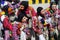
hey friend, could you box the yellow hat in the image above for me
[44,21,48,27]
[1,11,5,15]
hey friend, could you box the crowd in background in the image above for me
[0,0,60,40]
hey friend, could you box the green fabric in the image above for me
[58,32,60,40]
[9,31,12,34]
[50,10,54,14]
[5,12,8,16]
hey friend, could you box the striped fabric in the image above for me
[12,23,19,40]
[29,0,50,5]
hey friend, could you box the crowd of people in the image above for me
[0,0,60,40]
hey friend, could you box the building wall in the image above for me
[20,0,50,11]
